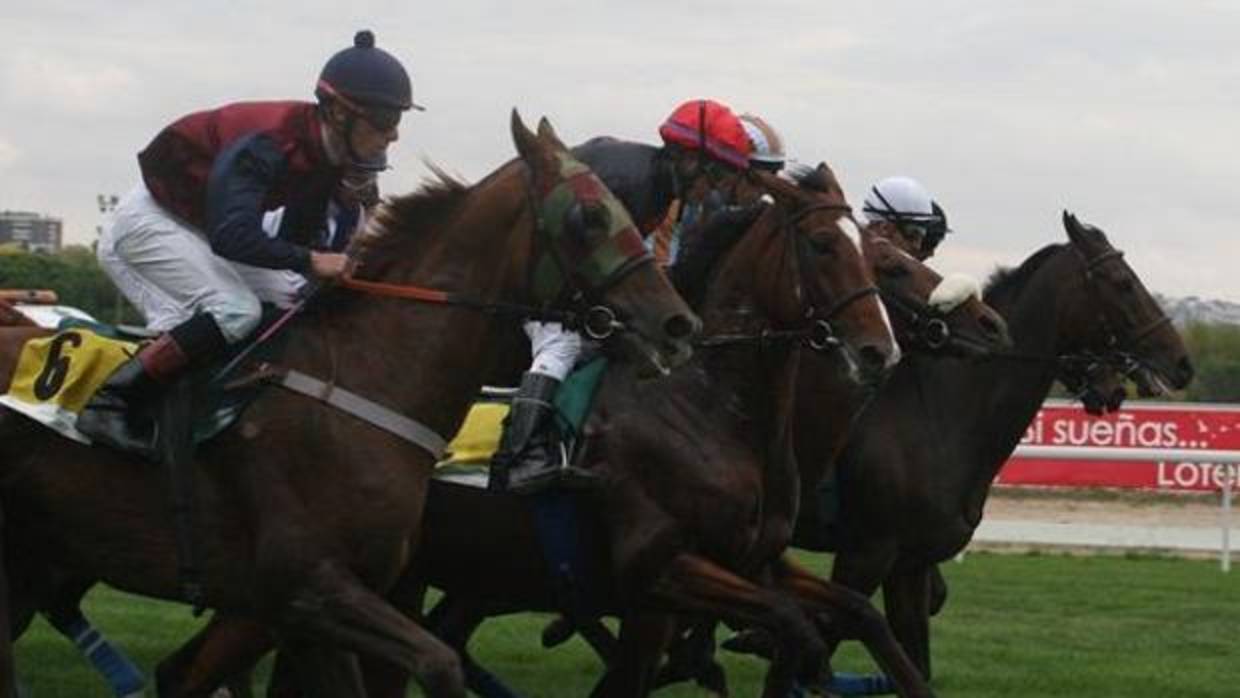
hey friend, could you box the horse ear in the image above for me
[536,116,568,150]
[511,108,540,162]
[1062,210,1082,241]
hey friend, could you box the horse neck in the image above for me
[793,354,874,491]
[696,209,804,564]
[872,245,1082,516]
[282,176,530,442]
[696,210,797,417]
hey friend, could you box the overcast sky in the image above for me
[2,1,1237,300]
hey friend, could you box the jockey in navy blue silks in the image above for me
[79,30,420,455]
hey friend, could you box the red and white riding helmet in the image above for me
[658,99,752,170]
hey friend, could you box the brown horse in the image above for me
[143,161,921,697]
[812,213,1193,683]
[0,113,698,698]
[146,164,1014,698]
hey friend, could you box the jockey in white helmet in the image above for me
[861,176,952,261]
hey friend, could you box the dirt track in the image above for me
[985,486,1228,528]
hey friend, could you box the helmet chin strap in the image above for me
[322,108,389,173]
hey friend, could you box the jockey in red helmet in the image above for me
[79,30,418,456]
[490,99,752,494]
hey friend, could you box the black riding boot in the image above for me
[77,314,227,457]
[489,372,561,494]
[489,372,597,494]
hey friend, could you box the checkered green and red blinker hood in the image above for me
[530,151,652,303]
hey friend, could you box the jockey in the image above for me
[663,109,787,302]
[489,99,752,494]
[79,30,417,453]
[861,176,952,261]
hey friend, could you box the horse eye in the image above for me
[808,235,834,255]
[1115,276,1135,293]
[581,201,611,230]
[879,263,910,278]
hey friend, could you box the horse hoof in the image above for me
[541,615,576,648]
[720,629,775,659]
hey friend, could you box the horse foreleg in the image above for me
[154,614,272,698]
[772,556,934,698]
[276,641,364,698]
[883,566,933,681]
[590,612,677,698]
[653,620,729,696]
[926,564,948,617]
[277,560,464,698]
[356,592,489,698]
[638,553,825,698]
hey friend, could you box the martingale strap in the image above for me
[269,368,448,459]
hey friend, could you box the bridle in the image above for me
[697,200,879,353]
[990,244,1172,398]
[878,288,954,351]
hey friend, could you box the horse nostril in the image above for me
[981,313,1008,339]
[858,345,889,373]
[1177,356,1195,384]
[664,313,699,341]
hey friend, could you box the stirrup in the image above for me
[506,441,599,495]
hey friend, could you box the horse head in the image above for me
[509,112,699,372]
[862,228,1012,358]
[1057,211,1194,411]
[747,162,899,387]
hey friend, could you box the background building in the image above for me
[0,210,63,253]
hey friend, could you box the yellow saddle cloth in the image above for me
[0,329,138,443]
[432,401,511,488]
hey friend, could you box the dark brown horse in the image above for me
[640,225,1013,696]
[0,113,698,698]
[813,213,1193,683]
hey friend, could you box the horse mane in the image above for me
[786,163,833,194]
[671,203,768,308]
[352,163,472,274]
[983,243,1065,302]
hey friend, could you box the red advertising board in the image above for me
[998,399,1240,492]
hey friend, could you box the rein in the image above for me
[335,276,623,340]
[330,162,652,341]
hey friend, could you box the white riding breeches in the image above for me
[523,320,582,382]
[97,183,307,343]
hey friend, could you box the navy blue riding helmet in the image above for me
[314,30,422,170]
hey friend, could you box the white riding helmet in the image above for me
[863,176,937,223]
[863,176,952,257]
[738,113,786,171]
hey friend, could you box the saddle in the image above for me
[0,317,279,458]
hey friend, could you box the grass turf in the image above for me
[14,551,1238,697]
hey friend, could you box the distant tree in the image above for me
[0,249,140,324]
[1181,323,1240,403]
